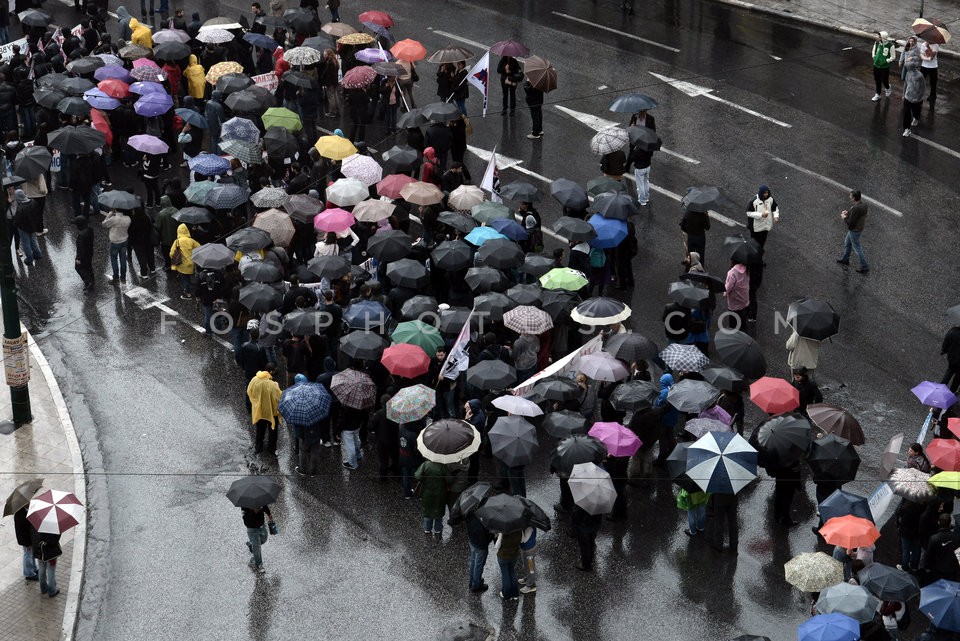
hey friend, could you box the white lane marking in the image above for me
[551,11,681,53]
[770,55,782,61]
[769,155,905,218]
[466,145,523,170]
[650,71,792,128]
[121,281,236,348]
[430,29,489,51]
[598,85,608,90]
[910,133,960,161]
[553,105,700,164]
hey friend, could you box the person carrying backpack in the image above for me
[587,245,608,296]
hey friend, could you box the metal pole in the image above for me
[920,0,924,17]
[0,176,31,427]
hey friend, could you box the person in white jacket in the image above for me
[786,329,820,376]
[745,184,780,258]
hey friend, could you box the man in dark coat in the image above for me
[923,513,960,585]
[74,216,95,291]
[524,80,544,139]
[941,325,960,393]
[14,506,37,580]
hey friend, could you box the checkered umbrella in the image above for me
[253,208,296,247]
[26,489,83,535]
[327,178,370,207]
[221,116,261,143]
[188,152,231,176]
[205,184,250,210]
[220,139,264,164]
[331,369,378,410]
[386,384,435,422]
[590,126,629,155]
[129,65,165,82]
[341,154,383,186]
[503,305,553,335]
[278,382,332,426]
[250,187,290,209]
[185,180,218,205]
[658,343,710,372]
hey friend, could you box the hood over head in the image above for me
[177,223,192,238]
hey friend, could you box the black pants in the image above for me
[500,82,516,114]
[942,366,960,393]
[712,502,738,548]
[773,477,800,522]
[921,66,938,101]
[655,424,676,464]
[575,530,597,569]
[254,419,278,454]
[902,99,922,129]
[143,177,160,207]
[298,438,320,475]
[559,478,573,511]
[529,105,542,135]
[132,243,155,275]
[75,261,94,287]
[611,478,628,519]
[872,66,890,94]
[750,229,768,248]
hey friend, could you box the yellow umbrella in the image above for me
[314,135,357,160]
[205,61,244,85]
[928,471,960,490]
[337,32,375,45]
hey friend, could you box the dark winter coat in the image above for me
[415,460,450,518]
[14,506,33,546]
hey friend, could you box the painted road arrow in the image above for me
[650,71,792,128]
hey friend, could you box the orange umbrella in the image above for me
[749,376,800,414]
[819,515,880,548]
[89,109,113,146]
[391,38,426,62]
[927,438,960,471]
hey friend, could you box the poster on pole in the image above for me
[3,333,29,387]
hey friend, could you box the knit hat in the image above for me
[758,184,769,198]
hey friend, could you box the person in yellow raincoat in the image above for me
[129,18,153,49]
[169,223,199,299]
[183,55,206,101]
[247,364,281,454]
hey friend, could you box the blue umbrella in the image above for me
[188,153,232,176]
[344,300,392,330]
[588,213,628,249]
[129,81,166,95]
[175,107,208,129]
[491,218,528,241]
[921,579,960,632]
[134,92,174,116]
[94,65,133,82]
[242,31,279,50]
[464,226,507,246]
[818,489,872,523]
[279,382,332,426]
[685,431,758,495]
[205,184,249,210]
[83,88,119,111]
[797,613,861,641]
[221,116,260,143]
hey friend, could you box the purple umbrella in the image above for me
[83,88,120,111]
[355,47,392,63]
[94,65,133,82]
[129,81,166,94]
[912,381,958,410]
[134,92,174,116]
[127,134,169,155]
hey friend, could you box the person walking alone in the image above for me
[836,190,869,273]
[74,216,95,292]
[524,80,544,140]
[900,58,924,138]
[101,208,130,283]
[870,31,897,101]
[241,504,272,573]
[745,184,780,257]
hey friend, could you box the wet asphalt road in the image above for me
[12,0,960,638]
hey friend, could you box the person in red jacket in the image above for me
[420,147,440,186]
[162,61,181,103]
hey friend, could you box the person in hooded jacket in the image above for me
[901,57,925,137]
[205,90,225,152]
[128,18,152,48]
[170,223,200,297]
[653,373,679,465]
[73,215,95,291]
[183,55,206,102]
[420,147,440,186]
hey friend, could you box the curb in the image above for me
[26,334,86,641]
[710,0,960,59]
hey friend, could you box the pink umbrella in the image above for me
[588,421,641,457]
[132,57,160,68]
[314,207,355,233]
[699,404,732,425]
[26,489,83,534]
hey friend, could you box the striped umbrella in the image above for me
[330,369,378,410]
[686,431,758,494]
[26,489,83,535]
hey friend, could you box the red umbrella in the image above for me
[948,417,960,439]
[390,38,426,62]
[927,438,960,471]
[26,489,83,534]
[89,109,114,146]
[97,78,130,98]
[377,173,416,199]
[749,376,800,414]
[381,343,430,378]
[819,515,880,548]
[358,10,393,27]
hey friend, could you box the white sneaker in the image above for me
[885,88,892,97]
[871,94,881,102]
[911,118,919,126]
[903,129,911,137]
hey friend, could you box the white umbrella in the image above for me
[578,351,629,382]
[568,462,617,515]
[590,127,629,156]
[196,28,234,44]
[326,177,369,207]
[353,199,395,222]
[284,46,323,65]
[448,184,485,211]
[491,395,544,417]
[684,417,731,439]
[341,154,384,186]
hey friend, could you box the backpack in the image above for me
[589,246,606,268]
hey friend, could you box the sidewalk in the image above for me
[0,334,85,641]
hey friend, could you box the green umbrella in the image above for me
[391,320,444,354]
[539,267,588,291]
[185,180,218,205]
[471,201,512,224]
[261,106,303,132]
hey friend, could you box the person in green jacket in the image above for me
[678,487,710,537]
[871,31,897,101]
[415,460,451,540]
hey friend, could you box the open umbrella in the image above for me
[533,376,581,402]
[431,240,473,271]
[490,219,528,242]
[13,147,52,180]
[226,476,281,508]
[153,29,191,44]
[427,45,473,63]
[473,292,515,322]
[590,127,629,155]
[227,228,273,253]
[341,65,378,89]
[858,563,920,602]
[588,421,641,457]
[239,282,282,313]
[47,126,106,154]
[466,360,516,391]
[343,300,391,330]
[609,93,659,112]
[206,184,251,210]
[788,298,840,341]
[400,296,438,321]
[539,267,587,292]
[798,614,861,641]
[185,180,217,205]
[261,107,303,132]
[386,258,428,289]
[659,343,710,372]
[477,238,524,269]
[471,201,512,224]
[241,261,282,283]
[188,153,231,176]
[542,410,587,439]
[603,333,658,362]
[610,380,660,411]
[341,154,383,186]
[552,216,597,243]
[785,552,845,592]
[400,181,444,206]
[339,331,388,360]
[377,173,416,199]
[714,331,767,379]
[568,462,617,515]
[392,320,443,354]
[100,190,141,210]
[912,381,958,409]
[578,352,629,382]
[550,178,589,210]
[475,493,535,533]
[308,254,351,281]
[505,284,542,306]
[439,307,472,335]
[253,209,296,247]
[392,38,427,61]
[723,235,763,266]
[490,39,530,57]
[912,17,952,44]
[819,515,881,548]
[808,434,861,482]
[750,377,800,414]
[381,145,419,174]
[386,384,435,423]
[681,186,721,213]
[222,116,262,143]
[499,181,540,202]
[807,403,865,445]
[154,41,191,61]
[666,442,700,492]
[250,187,290,209]
[588,213,628,249]
[503,305,553,335]
[922,579,960,632]
[686,431,758,494]
[26,490,83,534]
[684,418,731,439]
[283,311,327,335]
[523,55,557,92]
[314,207,355,233]
[570,297,631,326]
[464,226,507,246]
[225,88,272,113]
[550,435,607,478]
[172,206,213,225]
[82,88,119,111]
[489,416,539,467]
[279,383,332,425]
[418,418,481,463]
[700,364,746,393]
[3,478,44,516]
[819,489,873,523]
[668,281,710,310]
[351,199,394,223]
[197,28,234,44]
[449,482,495,524]
[127,134,169,155]
[816,583,881,623]
[756,412,813,465]
[889,467,936,501]
[592,190,638,220]
[928,438,960,471]
[491,395,543,418]
[667,378,719,413]
[331,369,378,409]
[929,471,960,491]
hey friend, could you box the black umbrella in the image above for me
[283,310,326,335]
[666,442,701,492]
[367,230,413,261]
[602,332,658,362]
[542,410,587,438]
[668,281,710,310]
[587,177,625,198]
[609,93,658,112]
[283,70,318,88]
[172,206,213,224]
[20,9,51,27]
[287,9,321,34]
[499,181,540,202]
[570,296,630,325]
[550,434,607,478]
[465,267,508,293]
[67,56,104,75]
[239,282,282,313]
[506,284,542,306]
[552,216,596,243]
[99,190,141,210]
[58,96,90,116]
[714,330,767,380]
[593,190,638,220]
[472,292,514,322]
[448,481,495,524]
[723,236,763,266]
[227,227,273,252]
[13,146,52,180]
[550,178,589,210]
[339,331,388,360]
[34,87,66,109]
[421,101,461,122]
[308,254,351,280]
[610,380,660,411]
[466,360,516,391]
[489,416,539,467]
[474,493,534,533]
[541,290,581,320]
[756,412,813,466]
[386,258,428,288]
[439,307,472,334]
[154,41,191,61]
[418,419,480,463]
[225,88,267,113]
[226,475,281,508]
[192,244,235,270]
[807,433,860,482]
[819,489,872,523]
[400,295,438,320]
[431,240,473,271]
[667,378,720,413]
[398,108,430,128]
[681,186,721,213]
[787,297,840,341]
[216,73,254,95]
[61,76,96,96]
[382,145,419,173]
[857,563,920,602]
[679,271,726,293]
[477,238,524,270]
[437,211,477,233]
[700,364,746,392]
[518,496,551,530]
[241,261,283,283]
[263,126,298,157]
[533,375,581,401]
[626,125,661,152]
[256,14,289,29]
[521,254,556,277]
[47,125,106,154]
[3,478,44,516]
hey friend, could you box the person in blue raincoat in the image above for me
[654,374,678,465]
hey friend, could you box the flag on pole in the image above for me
[466,51,490,117]
[480,145,502,203]
[439,312,473,380]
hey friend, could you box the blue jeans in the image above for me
[634,166,651,204]
[342,428,361,467]
[109,241,128,279]
[246,525,268,567]
[454,98,467,116]
[0,26,9,45]
[687,504,706,532]
[469,542,488,590]
[19,106,35,140]
[498,558,519,598]
[22,546,36,578]
[840,230,868,268]
[901,536,922,570]
[385,104,398,131]
[19,230,41,264]
[422,516,443,533]
[37,559,56,594]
